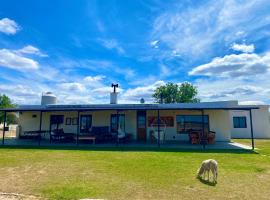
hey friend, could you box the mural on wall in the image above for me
[148,116,174,127]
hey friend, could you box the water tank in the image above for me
[41,92,57,105]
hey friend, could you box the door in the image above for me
[137,110,146,142]
[80,115,92,133]
[111,114,125,133]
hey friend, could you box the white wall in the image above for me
[18,109,232,142]
[230,106,270,139]
[146,109,231,142]
[18,110,138,140]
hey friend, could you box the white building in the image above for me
[1,92,269,149]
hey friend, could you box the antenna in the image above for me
[111,83,119,93]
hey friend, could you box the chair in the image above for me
[207,131,216,144]
[50,129,74,142]
[151,130,165,144]
[189,130,200,144]
[117,128,130,143]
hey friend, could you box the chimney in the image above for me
[110,83,118,104]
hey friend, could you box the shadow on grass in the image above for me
[197,176,217,186]
[0,142,257,154]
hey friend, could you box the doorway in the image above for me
[137,110,146,142]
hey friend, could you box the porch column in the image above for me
[116,110,119,146]
[76,111,80,145]
[201,109,206,149]
[249,109,255,150]
[38,111,43,146]
[2,111,6,145]
[157,109,160,148]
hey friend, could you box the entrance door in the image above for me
[137,111,146,142]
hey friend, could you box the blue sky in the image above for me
[0,0,270,105]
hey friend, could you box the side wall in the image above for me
[230,106,270,139]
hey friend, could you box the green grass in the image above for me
[1,140,270,199]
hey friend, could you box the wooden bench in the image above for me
[77,135,96,144]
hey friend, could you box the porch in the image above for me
[0,137,252,150]
[0,103,258,150]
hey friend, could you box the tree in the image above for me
[153,82,200,103]
[0,94,18,125]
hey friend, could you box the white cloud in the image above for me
[0,18,20,35]
[151,0,270,60]
[189,52,270,77]
[99,38,125,55]
[0,48,39,70]
[83,75,105,82]
[239,101,265,105]
[195,77,270,104]
[16,45,48,57]
[58,82,86,92]
[121,80,165,103]
[150,40,159,48]
[231,43,255,53]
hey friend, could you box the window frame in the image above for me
[80,115,92,133]
[233,116,247,128]
[176,115,209,134]
[111,114,125,133]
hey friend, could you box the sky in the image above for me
[0,0,270,105]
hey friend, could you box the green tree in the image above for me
[153,82,200,103]
[0,94,18,125]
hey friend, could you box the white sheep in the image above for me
[197,159,218,183]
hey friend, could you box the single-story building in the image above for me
[1,91,269,149]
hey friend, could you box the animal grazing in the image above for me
[197,159,218,183]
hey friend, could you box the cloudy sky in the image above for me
[0,0,270,105]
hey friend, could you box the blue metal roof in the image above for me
[0,101,260,111]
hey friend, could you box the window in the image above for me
[80,115,92,133]
[176,115,209,134]
[50,115,64,130]
[233,117,247,128]
[138,115,146,128]
[111,114,125,133]
[65,117,71,125]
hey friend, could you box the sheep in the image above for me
[197,159,218,183]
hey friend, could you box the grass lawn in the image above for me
[0,140,270,200]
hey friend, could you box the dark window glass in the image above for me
[233,117,247,128]
[111,114,125,133]
[176,115,209,134]
[80,115,92,133]
[50,115,64,130]
[138,115,146,128]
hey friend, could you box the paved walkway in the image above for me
[0,138,252,150]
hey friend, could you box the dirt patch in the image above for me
[0,193,43,200]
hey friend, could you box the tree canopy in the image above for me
[152,82,200,103]
[0,94,18,125]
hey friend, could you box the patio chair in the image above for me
[152,130,165,144]
[117,128,130,143]
[50,129,74,142]
[207,131,216,144]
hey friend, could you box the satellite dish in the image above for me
[140,98,145,104]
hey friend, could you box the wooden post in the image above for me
[76,111,80,145]
[116,110,119,146]
[249,109,255,150]
[202,109,206,149]
[157,109,160,148]
[38,111,43,146]
[2,111,6,145]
